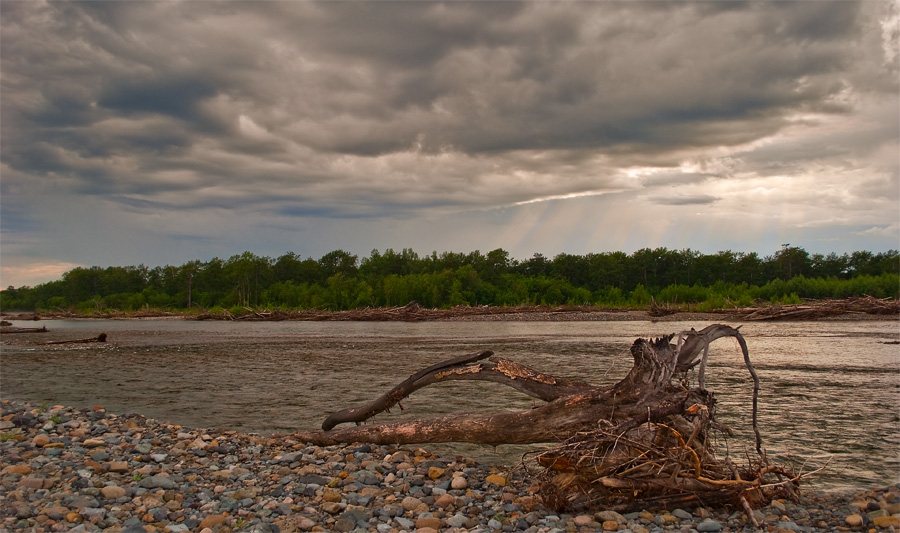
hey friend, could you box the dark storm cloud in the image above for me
[3,1,883,168]
[97,75,218,120]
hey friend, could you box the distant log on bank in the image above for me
[44,333,107,345]
[0,325,49,334]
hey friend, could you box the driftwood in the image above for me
[731,296,898,320]
[293,324,803,510]
[0,325,49,334]
[195,302,610,322]
[44,333,107,345]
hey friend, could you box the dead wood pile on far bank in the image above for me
[195,302,606,321]
[730,296,898,320]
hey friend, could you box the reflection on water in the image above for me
[2,318,898,492]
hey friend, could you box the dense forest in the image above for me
[1,246,897,314]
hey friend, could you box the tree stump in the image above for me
[293,324,806,512]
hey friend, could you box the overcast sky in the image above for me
[2,1,898,288]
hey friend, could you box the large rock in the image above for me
[140,475,176,489]
[874,516,900,528]
[596,510,626,523]
[101,485,127,499]
[415,517,443,530]
[400,496,422,511]
[199,514,227,529]
[485,474,507,486]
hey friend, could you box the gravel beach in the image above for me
[1,400,898,533]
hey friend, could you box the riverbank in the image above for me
[2,401,898,533]
[2,297,898,324]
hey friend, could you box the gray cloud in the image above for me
[1,0,897,287]
[650,195,719,206]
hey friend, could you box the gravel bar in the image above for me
[2,400,898,533]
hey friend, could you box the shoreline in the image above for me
[2,400,899,532]
[2,298,898,323]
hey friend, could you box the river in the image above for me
[1,317,897,493]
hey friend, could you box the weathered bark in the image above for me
[294,324,758,448]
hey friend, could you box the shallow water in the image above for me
[1,318,898,492]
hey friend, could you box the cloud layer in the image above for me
[1,1,897,287]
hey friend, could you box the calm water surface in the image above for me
[2,318,898,492]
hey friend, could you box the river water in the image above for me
[1,318,897,493]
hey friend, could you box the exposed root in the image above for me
[532,396,816,512]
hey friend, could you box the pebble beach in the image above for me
[1,400,898,533]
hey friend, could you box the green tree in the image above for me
[319,250,359,279]
[773,245,811,279]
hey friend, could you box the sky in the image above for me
[1,1,898,288]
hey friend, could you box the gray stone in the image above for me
[218,497,238,511]
[297,474,329,485]
[80,507,106,520]
[382,505,403,517]
[697,519,723,532]
[340,508,369,524]
[276,451,302,463]
[333,518,355,532]
[135,442,152,454]
[395,517,414,529]
[356,470,379,485]
[488,518,503,529]
[139,475,176,489]
[66,494,100,508]
[90,451,110,461]
[446,514,468,527]
[672,509,693,520]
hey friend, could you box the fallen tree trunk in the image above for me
[293,324,802,511]
[0,326,49,334]
[44,333,107,345]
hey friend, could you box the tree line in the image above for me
[1,246,897,313]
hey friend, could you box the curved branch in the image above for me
[674,324,744,373]
[733,332,762,453]
[425,356,596,402]
[673,324,761,452]
[322,350,494,430]
[322,351,597,430]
